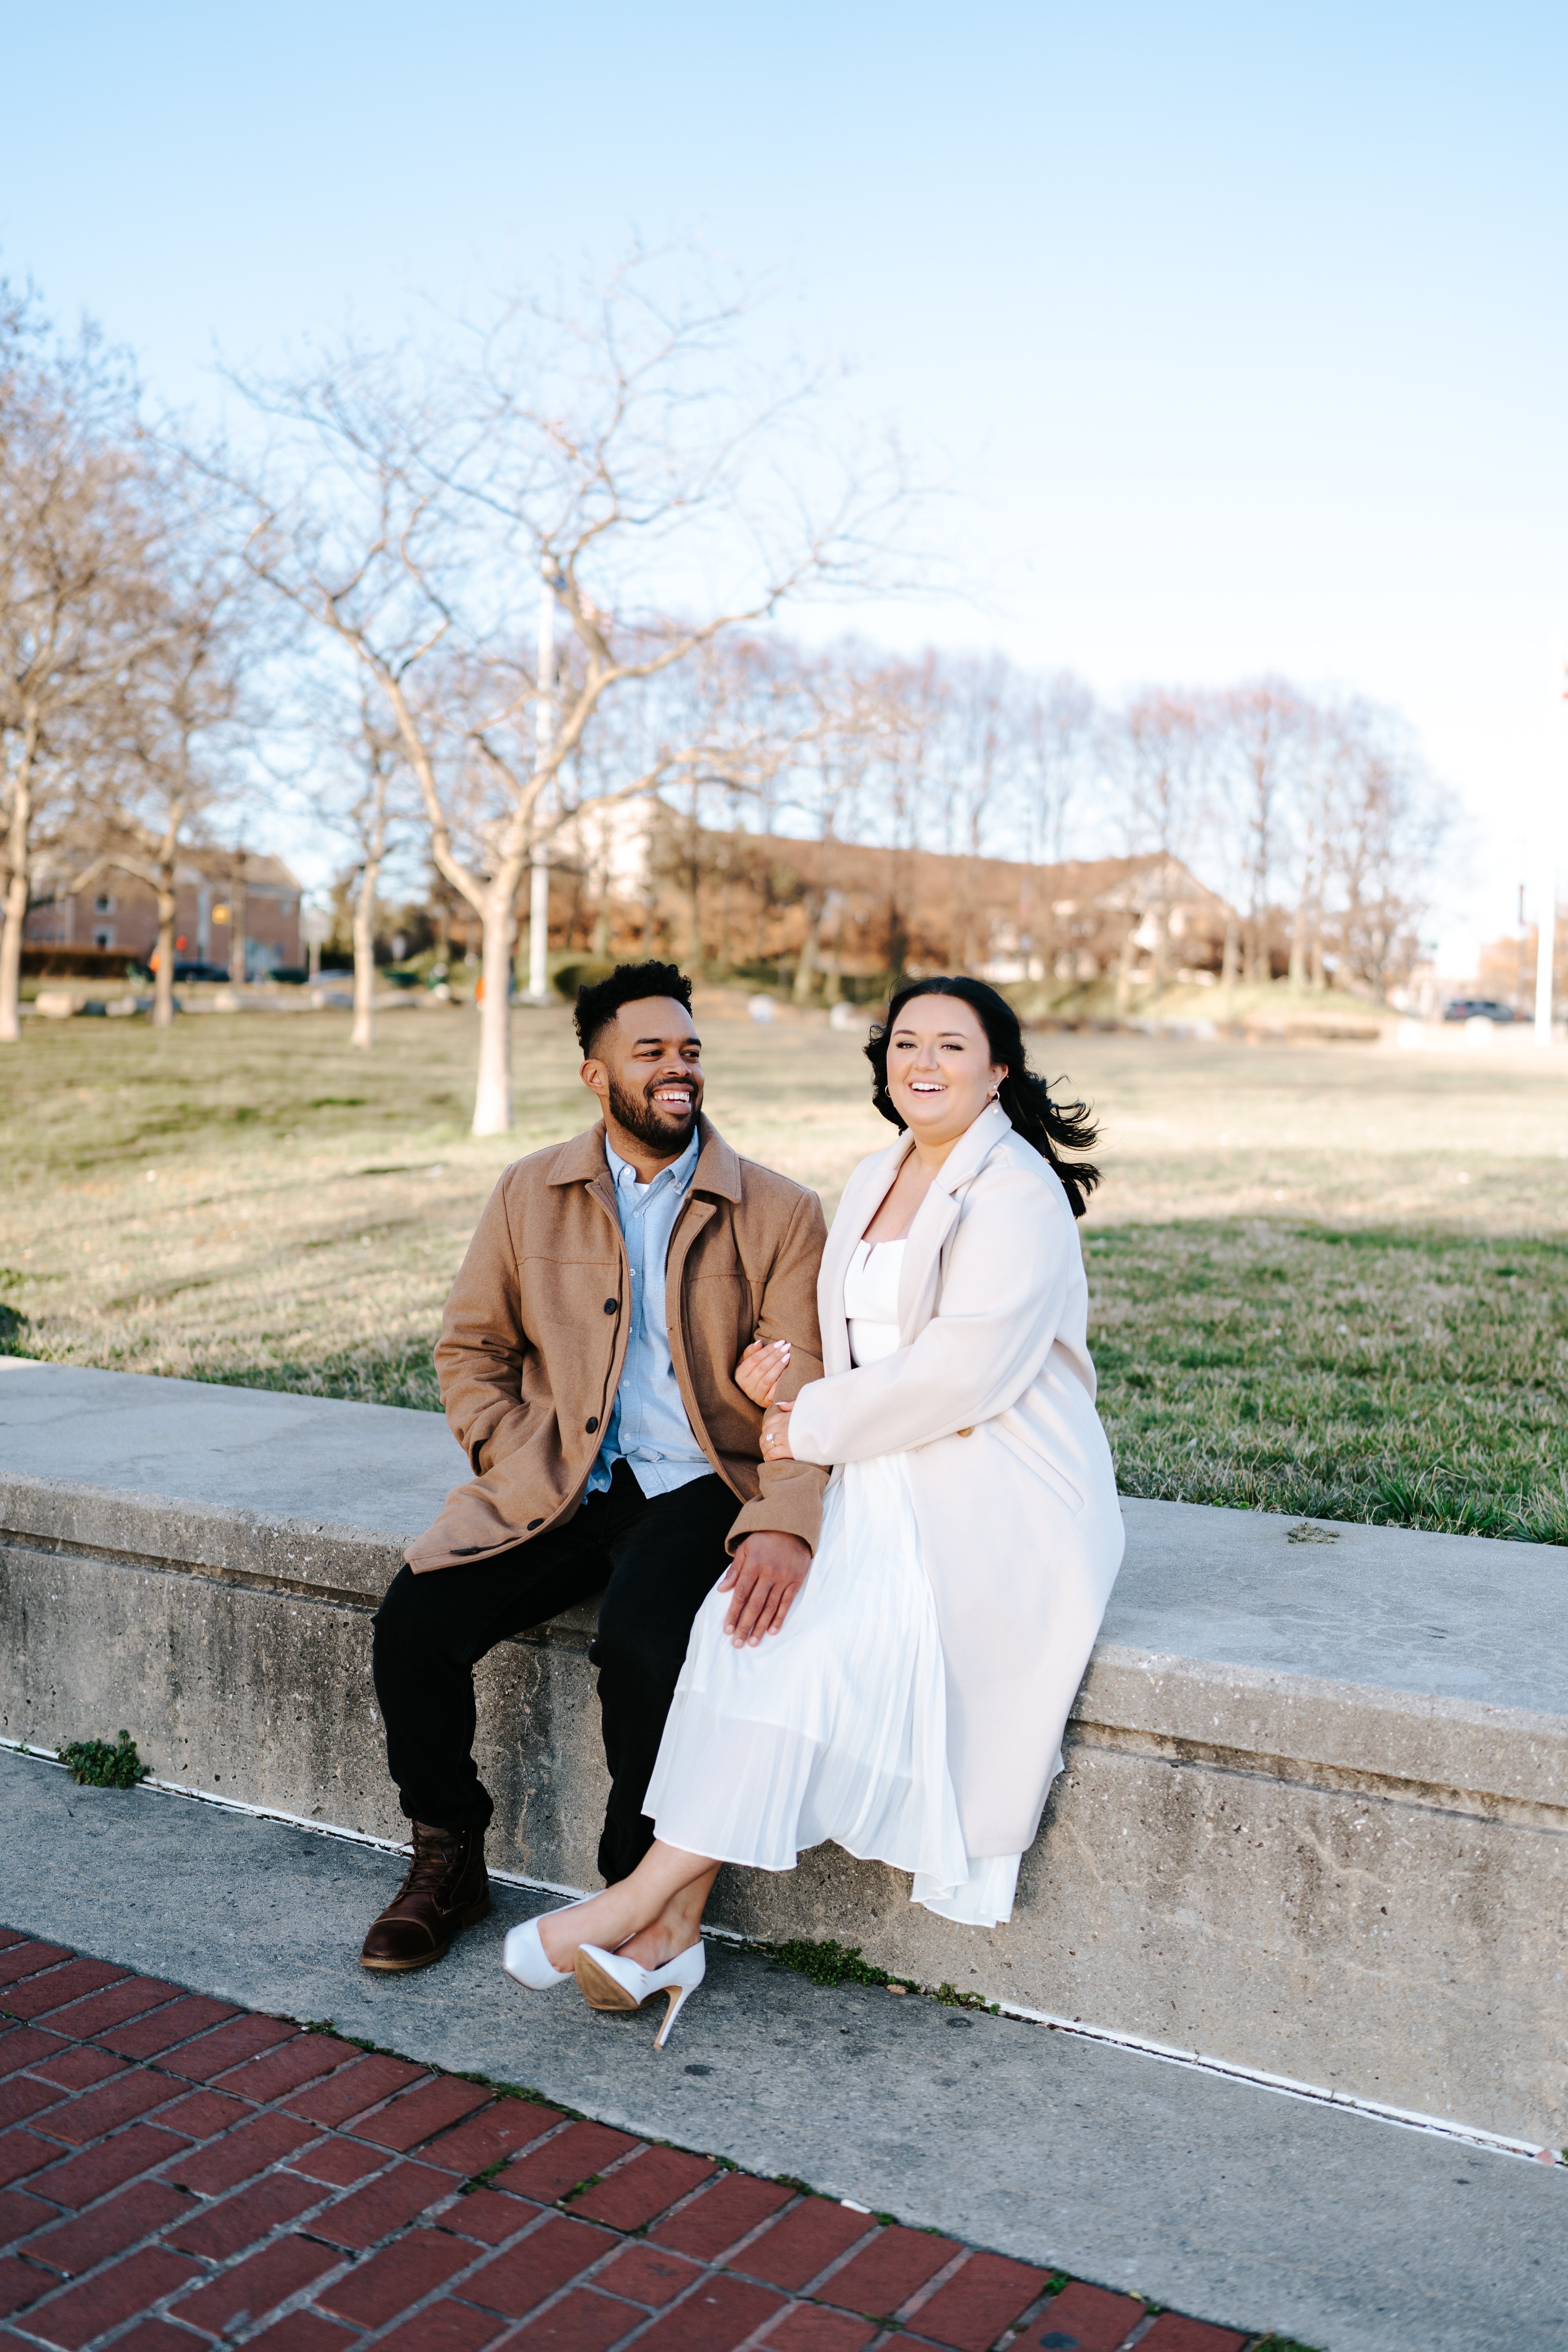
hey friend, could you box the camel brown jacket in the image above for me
[405,1115,829,1572]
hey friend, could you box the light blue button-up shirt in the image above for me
[587,1129,712,1499]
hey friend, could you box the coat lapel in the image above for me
[896,1102,1011,1338]
[817,1136,910,1374]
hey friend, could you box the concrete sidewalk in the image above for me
[1,1751,1562,2352]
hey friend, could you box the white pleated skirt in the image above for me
[645,1450,1021,1928]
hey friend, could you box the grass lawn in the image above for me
[2,994,1565,1541]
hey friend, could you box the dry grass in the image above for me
[3,994,1566,1540]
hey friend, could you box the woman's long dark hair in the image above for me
[865,976,1101,1219]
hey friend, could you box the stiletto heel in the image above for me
[573,1937,706,2047]
[503,1897,596,1990]
[654,1978,697,2049]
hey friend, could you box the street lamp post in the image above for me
[525,574,556,1004]
[1535,856,1556,1048]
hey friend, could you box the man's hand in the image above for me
[717,1531,811,1648]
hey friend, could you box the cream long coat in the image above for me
[786,1101,1124,1858]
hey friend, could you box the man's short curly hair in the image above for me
[574,960,695,1057]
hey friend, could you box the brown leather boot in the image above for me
[360,1822,490,1973]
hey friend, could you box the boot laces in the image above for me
[394,1829,464,1904]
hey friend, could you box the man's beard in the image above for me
[608,1073,699,1156]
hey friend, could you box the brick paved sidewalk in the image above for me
[0,1929,1289,2352]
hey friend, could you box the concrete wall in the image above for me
[2,1360,1564,2148]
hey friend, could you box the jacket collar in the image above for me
[929,1098,1012,1193]
[849,1098,1010,1209]
[548,1112,742,1203]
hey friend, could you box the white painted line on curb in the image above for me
[7,1737,1561,2171]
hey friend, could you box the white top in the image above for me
[845,1238,905,1367]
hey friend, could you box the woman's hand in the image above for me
[735,1335,791,1408]
[760,1398,796,1463]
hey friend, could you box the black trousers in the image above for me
[372,1462,739,1886]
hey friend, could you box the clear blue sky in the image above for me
[6,2,1564,966]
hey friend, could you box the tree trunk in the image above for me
[1288,886,1309,989]
[352,858,380,1050]
[1115,918,1139,1014]
[0,863,26,1045]
[792,892,824,1004]
[0,753,34,1045]
[153,887,178,1028]
[472,891,516,1135]
[686,785,703,970]
[229,864,247,988]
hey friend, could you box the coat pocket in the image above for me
[988,1414,1086,1516]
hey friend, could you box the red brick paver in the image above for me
[460,2214,617,2316]
[284,2049,428,2126]
[568,2143,715,2230]
[823,2221,960,2318]
[1137,2317,1250,2351]
[0,1945,72,1991]
[0,1928,1289,2352]
[93,1991,238,2060]
[651,2167,793,2256]
[1031,2275,1150,2349]
[904,2247,1051,2346]
[733,2194,874,2289]
[3,1958,127,2020]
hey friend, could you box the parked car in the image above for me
[172,960,233,983]
[1442,997,1517,1023]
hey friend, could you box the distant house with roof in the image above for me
[539,802,1238,992]
[24,848,303,979]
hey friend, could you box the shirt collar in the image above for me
[606,1126,701,1201]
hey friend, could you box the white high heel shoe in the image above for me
[573,1938,706,2049]
[502,1898,596,1990]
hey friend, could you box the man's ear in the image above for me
[581,1058,609,1102]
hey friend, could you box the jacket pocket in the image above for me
[989,1415,1086,1515]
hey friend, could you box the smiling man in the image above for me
[361,960,828,1974]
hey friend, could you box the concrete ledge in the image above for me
[2,1357,1565,2147]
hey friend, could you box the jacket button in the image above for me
[526,1518,544,1531]
[604,1298,617,1313]
[585,1416,599,1434]
[956,1426,975,1438]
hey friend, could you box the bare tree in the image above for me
[929,653,1021,973]
[771,641,881,1002]
[1210,679,1309,982]
[69,530,253,1027]
[1107,689,1211,998]
[300,677,416,1047]
[866,649,944,985]
[1324,703,1452,999]
[229,254,908,1131]
[0,297,172,1042]
[1019,671,1097,866]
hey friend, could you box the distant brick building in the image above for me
[543,802,1238,991]
[25,849,303,978]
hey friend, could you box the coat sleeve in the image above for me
[725,1183,831,1553]
[786,1164,1075,1467]
[432,1175,532,1476]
